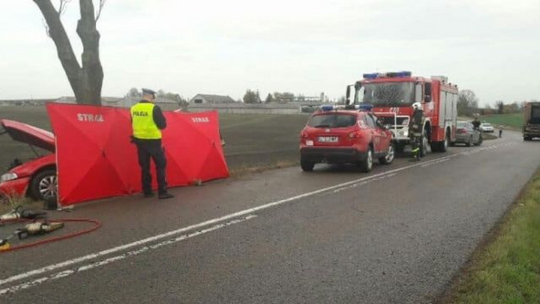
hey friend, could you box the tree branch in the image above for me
[33,0,81,83]
[95,0,106,22]
[57,0,71,16]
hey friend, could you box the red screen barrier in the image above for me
[46,103,229,206]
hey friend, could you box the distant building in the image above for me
[190,94,237,104]
[0,99,56,106]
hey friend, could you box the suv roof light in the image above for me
[319,104,373,112]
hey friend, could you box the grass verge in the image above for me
[0,194,42,214]
[482,133,498,140]
[480,113,523,131]
[441,168,540,304]
[229,160,299,177]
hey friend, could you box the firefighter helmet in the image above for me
[412,102,422,110]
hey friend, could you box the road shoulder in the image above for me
[438,166,540,303]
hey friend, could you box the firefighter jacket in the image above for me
[409,109,424,137]
[130,101,167,140]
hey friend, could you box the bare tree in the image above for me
[457,89,479,116]
[33,0,105,105]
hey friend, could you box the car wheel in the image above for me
[300,160,315,172]
[358,147,373,173]
[30,169,57,202]
[524,137,531,141]
[379,144,394,165]
[475,134,483,146]
[466,136,473,147]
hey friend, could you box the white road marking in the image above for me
[421,157,451,167]
[0,215,257,296]
[0,154,460,288]
[333,173,397,193]
[0,142,515,293]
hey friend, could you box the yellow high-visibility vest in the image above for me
[131,102,162,140]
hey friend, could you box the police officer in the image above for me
[131,88,174,199]
[472,116,481,131]
[409,102,424,161]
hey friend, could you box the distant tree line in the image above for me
[456,89,536,116]
[243,90,317,104]
[125,87,189,108]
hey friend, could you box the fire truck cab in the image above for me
[346,71,458,155]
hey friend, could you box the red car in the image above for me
[0,120,57,202]
[299,105,395,172]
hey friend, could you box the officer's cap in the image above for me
[142,88,156,97]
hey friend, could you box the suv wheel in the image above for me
[358,147,373,173]
[300,160,315,172]
[379,144,394,165]
[30,169,57,202]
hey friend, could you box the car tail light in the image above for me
[301,131,310,139]
[348,131,362,139]
[457,128,466,134]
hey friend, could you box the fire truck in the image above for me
[345,71,459,155]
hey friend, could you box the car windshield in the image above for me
[482,123,492,126]
[308,114,357,128]
[355,82,415,107]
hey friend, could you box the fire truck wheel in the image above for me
[420,132,429,157]
[433,132,449,153]
[358,147,373,173]
[300,160,315,172]
[379,144,395,165]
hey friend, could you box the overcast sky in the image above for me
[1,0,539,105]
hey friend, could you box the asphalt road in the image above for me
[1,131,539,303]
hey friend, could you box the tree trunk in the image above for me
[34,0,103,105]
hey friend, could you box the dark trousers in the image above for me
[135,140,168,195]
[410,135,422,159]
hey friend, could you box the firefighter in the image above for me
[409,102,424,161]
[131,88,174,199]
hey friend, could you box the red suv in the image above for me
[0,120,57,202]
[299,105,394,172]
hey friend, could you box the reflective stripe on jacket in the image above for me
[131,102,162,140]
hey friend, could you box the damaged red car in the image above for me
[0,119,57,202]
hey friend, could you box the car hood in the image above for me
[1,119,55,152]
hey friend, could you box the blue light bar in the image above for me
[396,71,412,77]
[321,105,334,111]
[363,71,412,79]
[358,104,373,111]
[363,73,378,79]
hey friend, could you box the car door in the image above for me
[365,114,383,154]
[467,123,478,142]
[372,114,391,153]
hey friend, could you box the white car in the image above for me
[480,123,494,133]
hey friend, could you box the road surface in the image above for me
[1,131,539,303]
